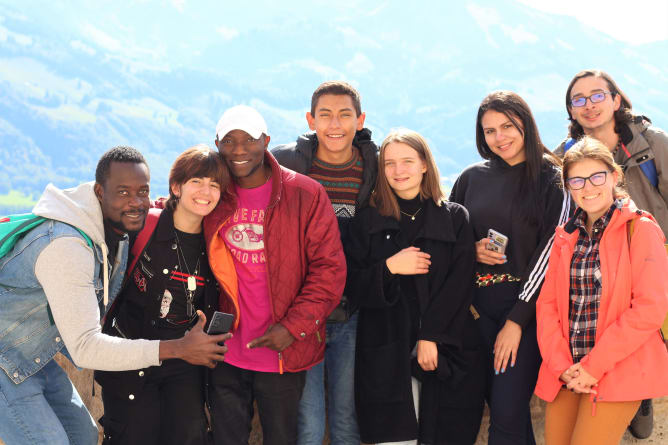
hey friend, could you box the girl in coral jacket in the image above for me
[535,136,668,445]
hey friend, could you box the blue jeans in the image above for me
[0,359,98,445]
[297,312,359,445]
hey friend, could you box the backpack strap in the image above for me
[626,217,637,247]
[620,143,658,188]
[101,208,161,327]
[127,208,162,277]
[563,138,577,152]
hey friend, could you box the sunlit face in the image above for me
[568,75,621,135]
[566,158,617,224]
[172,177,221,219]
[95,161,150,234]
[383,142,427,200]
[306,94,365,162]
[481,110,526,166]
[215,129,270,189]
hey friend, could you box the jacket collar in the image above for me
[295,128,377,163]
[154,206,177,241]
[620,116,651,151]
[206,150,284,227]
[558,199,646,241]
[367,198,457,243]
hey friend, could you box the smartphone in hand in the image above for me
[486,229,509,254]
[207,311,235,335]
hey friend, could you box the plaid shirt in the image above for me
[568,201,619,363]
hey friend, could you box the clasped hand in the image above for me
[560,363,599,394]
[386,247,431,275]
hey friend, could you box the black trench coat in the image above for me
[346,199,485,444]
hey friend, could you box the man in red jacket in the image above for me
[203,105,345,445]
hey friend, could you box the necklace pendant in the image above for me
[411,216,415,221]
[187,275,197,292]
[186,299,194,318]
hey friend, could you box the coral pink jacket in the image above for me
[535,201,668,402]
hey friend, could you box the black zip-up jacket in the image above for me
[94,208,218,399]
[272,128,378,318]
[449,158,571,327]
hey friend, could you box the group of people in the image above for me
[0,69,666,445]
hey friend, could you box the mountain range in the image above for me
[1,0,666,213]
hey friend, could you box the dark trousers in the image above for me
[474,282,541,445]
[208,361,306,445]
[101,361,207,445]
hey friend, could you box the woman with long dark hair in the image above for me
[347,128,484,444]
[535,137,668,445]
[96,145,230,445]
[450,91,570,445]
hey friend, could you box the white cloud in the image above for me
[346,52,374,75]
[466,3,500,48]
[416,105,439,114]
[246,98,304,136]
[70,40,96,56]
[0,24,32,46]
[273,59,344,79]
[216,26,239,40]
[440,69,463,82]
[367,2,388,16]
[32,104,97,124]
[172,0,186,12]
[500,24,538,44]
[514,73,570,112]
[515,0,668,44]
[623,74,639,86]
[12,32,31,46]
[336,26,381,49]
[90,97,181,126]
[80,23,170,73]
[82,24,121,52]
[555,39,574,51]
[0,57,93,103]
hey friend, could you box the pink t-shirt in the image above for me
[218,180,278,372]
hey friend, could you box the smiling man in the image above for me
[555,69,668,440]
[0,146,229,445]
[206,105,346,445]
[272,81,378,445]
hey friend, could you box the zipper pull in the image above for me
[315,319,322,342]
[278,352,284,374]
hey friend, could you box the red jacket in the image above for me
[535,200,668,402]
[203,151,345,372]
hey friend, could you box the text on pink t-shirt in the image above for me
[218,179,278,372]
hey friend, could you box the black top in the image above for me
[449,157,570,327]
[114,209,215,341]
[103,220,125,267]
[396,194,424,347]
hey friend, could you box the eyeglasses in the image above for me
[570,91,612,107]
[566,171,609,190]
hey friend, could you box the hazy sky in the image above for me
[518,0,668,44]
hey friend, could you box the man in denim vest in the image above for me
[0,147,228,445]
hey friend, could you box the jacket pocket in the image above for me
[100,415,127,445]
[358,341,411,403]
